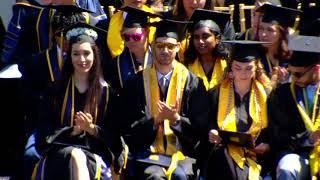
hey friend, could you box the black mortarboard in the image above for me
[62,22,107,43]
[121,6,162,28]
[299,6,320,36]
[256,4,301,28]
[288,35,320,67]
[188,9,231,34]
[154,19,190,41]
[222,40,270,62]
[47,4,93,14]
[256,0,281,6]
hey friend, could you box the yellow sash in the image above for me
[188,57,226,91]
[179,33,190,63]
[290,83,320,178]
[107,5,157,58]
[143,60,188,179]
[217,78,268,180]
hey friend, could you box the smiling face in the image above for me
[183,0,206,18]
[193,26,219,56]
[71,42,94,75]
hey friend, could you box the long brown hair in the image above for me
[172,0,212,18]
[60,42,103,124]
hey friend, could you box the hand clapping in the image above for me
[154,101,180,125]
[74,111,96,136]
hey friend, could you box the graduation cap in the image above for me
[256,4,301,28]
[154,19,191,41]
[288,35,320,67]
[120,6,163,28]
[62,22,107,43]
[187,9,231,34]
[46,4,94,14]
[256,0,281,6]
[222,40,270,62]
[299,6,320,36]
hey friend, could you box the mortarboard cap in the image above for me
[256,0,281,6]
[299,6,320,36]
[188,9,231,34]
[222,40,270,62]
[288,35,320,67]
[121,6,162,28]
[47,4,93,14]
[154,19,190,41]
[256,4,301,28]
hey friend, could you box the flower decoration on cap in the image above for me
[66,27,98,41]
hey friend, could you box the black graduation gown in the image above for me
[118,69,208,177]
[268,83,314,164]
[35,83,121,179]
[199,86,271,180]
[0,17,5,53]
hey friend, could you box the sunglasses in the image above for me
[155,42,178,50]
[290,66,313,79]
[122,32,144,42]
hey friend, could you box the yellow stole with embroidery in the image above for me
[107,5,158,58]
[188,57,226,91]
[143,60,188,179]
[217,78,268,180]
[290,82,320,178]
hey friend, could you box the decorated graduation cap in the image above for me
[288,35,320,67]
[256,4,301,28]
[121,6,162,28]
[188,9,231,34]
[47,4,94,14]
[154,19,190,41]
[63,22,107,43]
[222,40,270,62]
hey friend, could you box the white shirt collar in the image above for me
[157,70,173,82]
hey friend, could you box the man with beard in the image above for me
[118,19,208,179]
[268,35,320,179]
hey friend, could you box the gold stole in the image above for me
[188,57,226,91]
[217,79,268,180]
[290,83,320,178]
[107,5,157,58]
[143,61,188,179]
[179,33,190,63]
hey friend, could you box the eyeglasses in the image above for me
[290,66,314,79]
[122,32,144,42]
[155,42,178,50]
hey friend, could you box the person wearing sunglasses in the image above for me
[184,9,229,91]
[107,6,160,92]
[118,19,208,179]
[268,36,320,180]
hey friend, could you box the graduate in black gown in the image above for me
[118,20,208,180]
[268,36,320,180]
[201,41,272,180]
[0,17,5,53]
[256,4,300,84]
[22,8,88,179]
[32,23,121,180]
[106,6,160,92]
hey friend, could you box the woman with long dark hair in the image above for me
[184,10,229,90]
[32,23,121,180]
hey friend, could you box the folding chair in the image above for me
[213,4,235,24]
[239,3,255,32]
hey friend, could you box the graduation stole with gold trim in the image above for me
[60,76,109,127]
[107,5,158,58]
[188,57,226,91]
[143,60,189,155]
[217,78,268,180]
[290,82,320,178]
